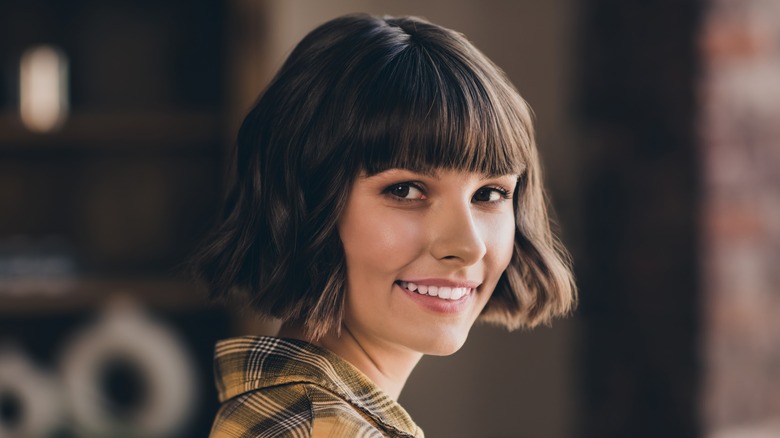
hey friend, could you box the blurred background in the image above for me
[0,0,778,437]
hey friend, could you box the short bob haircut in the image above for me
[191,14,576,340]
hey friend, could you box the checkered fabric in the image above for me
[210,336,424,437]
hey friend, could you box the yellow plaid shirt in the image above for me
[209,336,425,437]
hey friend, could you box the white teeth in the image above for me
[451,288,463,300]
[398,281,470,301]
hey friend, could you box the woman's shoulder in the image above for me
[210,336,423,437]
[209,382,386,438]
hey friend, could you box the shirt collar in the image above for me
[214,335,422,437]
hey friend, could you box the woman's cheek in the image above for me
[386,212,426,246]
[346,207,426,269]
[487,211,516,268]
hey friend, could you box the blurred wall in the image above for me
[576,0,702,437]
[227,1,584,437]
[700,0,780,436]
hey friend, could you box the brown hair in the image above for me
[191,13,576,339]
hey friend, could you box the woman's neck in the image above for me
[277,321,422,401]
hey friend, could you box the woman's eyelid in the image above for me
[483,183,513,197]
[486,174,519,190]
[486,175,519,197]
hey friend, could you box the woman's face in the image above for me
[337,167,518,356]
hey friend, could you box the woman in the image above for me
[194,13,576,437]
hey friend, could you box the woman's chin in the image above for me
[410,330,470,357]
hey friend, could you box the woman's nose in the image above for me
[428,202,487,266]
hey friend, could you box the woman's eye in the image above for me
[385,183,425,200]
[473,187,509,203]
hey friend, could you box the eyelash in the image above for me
[382,182,513,204]
[475,186,512,203]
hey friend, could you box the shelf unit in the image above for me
[0,0,229,298]
[0,2,233,434]
[0,111,222,150]
[0,276,210,315]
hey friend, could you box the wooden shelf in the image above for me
[0,276,213,314]
[0,110,223,150]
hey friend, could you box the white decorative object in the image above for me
[0,346,65,438]
[60,296,199,438]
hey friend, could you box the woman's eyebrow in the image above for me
[364,167,439,179]
[365,168,524,180]
[480,173,520,180]
[397,166,439,177]
[483,164,527,179]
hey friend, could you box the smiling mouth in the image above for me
[396,280,473,301]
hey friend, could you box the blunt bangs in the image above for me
[349,30,530,178]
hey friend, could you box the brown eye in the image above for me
[473,188,506,203]
[384,183,425,201]
[390,185,410,198]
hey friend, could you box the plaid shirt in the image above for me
[210,336,425,438]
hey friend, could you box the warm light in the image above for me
[19,45,69,133]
